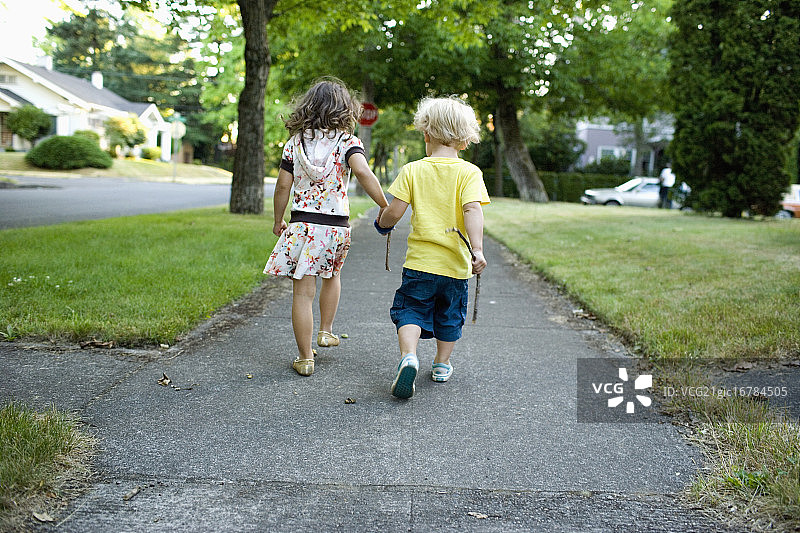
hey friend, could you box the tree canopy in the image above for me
[668,0,800,217]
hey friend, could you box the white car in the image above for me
[581,177,662,207]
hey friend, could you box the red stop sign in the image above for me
[359,102,378,127]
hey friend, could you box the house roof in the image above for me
[16,62,151,115]
[0,87,33,107]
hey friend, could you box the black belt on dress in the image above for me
[290,210,350,228]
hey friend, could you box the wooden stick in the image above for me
[385,232,391,271]
[473,273,480,323]
[446,227,480,322]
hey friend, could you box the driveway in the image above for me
[0,176,275,229]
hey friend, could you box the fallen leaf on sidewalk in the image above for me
[572,309,597,320]
[32,511,54,522]
[468,512,488,519]
[122,486,141,501]
[344,398,356,404]
[341,334,349,339]
[80,338,114,349]
[157,373,171,386]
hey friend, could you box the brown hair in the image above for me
[284,77,362,137]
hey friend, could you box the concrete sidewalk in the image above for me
[0,210,731,532]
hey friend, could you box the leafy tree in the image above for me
[272,2,592,202]
[104,115,146,155]
[669,0,800,217]
[520,112,585,172]
[7,105,52,143]
[44,7,202,112]
[43,8,116,72]
[269,7,480,172]
[128,0,432,214]
[43,7,210,156]
[547,0,673,176]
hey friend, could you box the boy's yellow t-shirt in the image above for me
[387,157,490,279]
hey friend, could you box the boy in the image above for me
[376,96,490,399]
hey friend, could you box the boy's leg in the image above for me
[392,324,421,399]
[292,276,316,359]
[319,274,341,334]
[434,340,456,365]
[397,324,422,356]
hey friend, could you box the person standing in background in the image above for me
[659,163,676,209]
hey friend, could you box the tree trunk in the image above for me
[631,119,649,176]
[494,88,548,202]
[353,76,375,195]
[493,122,503,197]
[230,0,277,215]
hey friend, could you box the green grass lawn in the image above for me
[0,197,376,346]
[0,402,94,530]
[0,151,232,181]
[484,200,800,362]
[484,199,800,528]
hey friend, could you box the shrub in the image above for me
[72,129,101,144]
[25,135,113,170]
[104,115,146,154]
[140,147,162,160]
[483,170,623,202]
[6,105,52,143]
[578,156,631,176]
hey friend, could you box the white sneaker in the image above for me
[391,353,419,399]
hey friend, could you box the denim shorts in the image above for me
[390,268,469,342]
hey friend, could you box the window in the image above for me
[597,146,632,161]
[0,113,11,146]
[0,74,17,84]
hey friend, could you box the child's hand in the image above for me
[471,250,487,275]
[273,220,287,236]
[374,218,394,235]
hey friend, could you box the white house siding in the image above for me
[0,57,171,160]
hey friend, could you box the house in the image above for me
[576,116,673,175]
[0,56,172,161]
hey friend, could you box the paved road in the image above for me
[0,210,732,532]
[0,176,275,229]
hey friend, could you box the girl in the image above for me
[264,78,389,376]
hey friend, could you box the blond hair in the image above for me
[413,96,481,148]
[284,77,362,137]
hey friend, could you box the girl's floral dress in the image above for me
[264,129,365,279]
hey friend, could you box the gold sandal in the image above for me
[292,357,314,376]
[317,331,340,347]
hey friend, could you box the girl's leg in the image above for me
[292,276,317,359]
[434,340,456,365]
[319,274,341,333]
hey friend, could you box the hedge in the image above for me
[25,135,113,170]
[483,169,625,202]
